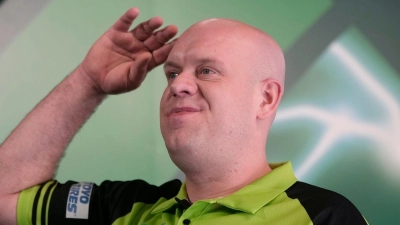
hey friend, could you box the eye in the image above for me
[200,68,214,75]
[168,72,179,80]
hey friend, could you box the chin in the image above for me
[164,139,188,153]
[164,135,196,157]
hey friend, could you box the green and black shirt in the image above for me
[17,162,368,225]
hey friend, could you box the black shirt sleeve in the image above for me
[18,179,181,225]
[286,181,368,225]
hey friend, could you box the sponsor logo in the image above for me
[66,182,93,219]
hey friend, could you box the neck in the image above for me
[184,155,271,203]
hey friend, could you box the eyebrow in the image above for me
[163,58,224,70]
[196,58,224,66]
[163,61,180,70]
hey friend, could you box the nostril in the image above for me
[170,76,197,97]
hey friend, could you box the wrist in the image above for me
[71,65,107,98]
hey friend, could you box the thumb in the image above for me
[129,52,152,89]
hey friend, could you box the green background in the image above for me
[1,1,398,224]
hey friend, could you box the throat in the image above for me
[184,163,271,202]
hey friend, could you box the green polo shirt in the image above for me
[17,162,368,225]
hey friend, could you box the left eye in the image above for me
[200,68,213,74]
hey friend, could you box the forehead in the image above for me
[166,30,250,67]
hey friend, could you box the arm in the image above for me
[0,8,177,224]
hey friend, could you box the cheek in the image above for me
[220,87,256,120]
[159,88,170,133]
[160,88,170,110]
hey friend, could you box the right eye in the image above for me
[168,72,179,80]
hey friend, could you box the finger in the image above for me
[143,25,178,51]
[129,52,152,89]
[148,39,177,70]
[112,8,140,32]
[131,16,163,41]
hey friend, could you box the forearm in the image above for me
[0,66,106,195]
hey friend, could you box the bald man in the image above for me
[0,8,367,225]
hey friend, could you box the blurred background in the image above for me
[0,0,398,224]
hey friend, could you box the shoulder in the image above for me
[285,181,367,225]
[20,179,183,224]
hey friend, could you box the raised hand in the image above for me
[79,8,178,94]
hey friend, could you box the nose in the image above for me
[169,72,198,97]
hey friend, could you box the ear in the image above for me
[257,79,283,120]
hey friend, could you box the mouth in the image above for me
[169,107,201,116]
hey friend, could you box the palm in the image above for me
[80,8,178,94]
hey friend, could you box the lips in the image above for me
[169,107,200,116]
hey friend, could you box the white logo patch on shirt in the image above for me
[66,182,94,219]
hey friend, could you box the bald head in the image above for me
[177,18,285,86]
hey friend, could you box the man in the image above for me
[0,8,367,225]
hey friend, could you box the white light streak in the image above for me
[330,42,400,127]
[275,41,400,180]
